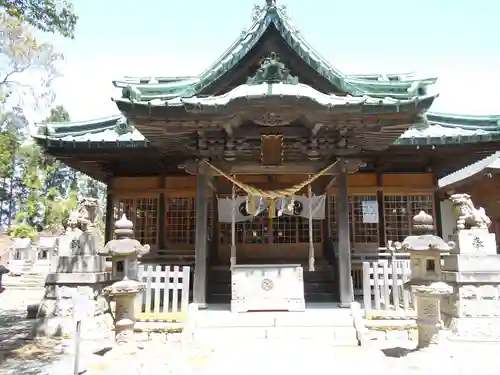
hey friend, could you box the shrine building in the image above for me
[33,1,500,307]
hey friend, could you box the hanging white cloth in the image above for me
[217,196,268,223]
[276,195,326,220]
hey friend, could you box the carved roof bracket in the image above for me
[224,137,237,161]
[196,130,210,158]
[311,123,324,136]
[307,137,321,161]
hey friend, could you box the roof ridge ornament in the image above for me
[252,0,277,21]
[247,52,299,85]
[115,118,134,135]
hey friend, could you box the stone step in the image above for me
[2,275,46,288]
[193,308,358,346]
[193,326,359,346]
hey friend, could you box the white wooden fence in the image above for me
[362,259,414,318]
[135,264,191,322]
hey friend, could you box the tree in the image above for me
[0,13,63,228]
[40,105,76,231]
[0,13,64,110]
[0,0,77,38]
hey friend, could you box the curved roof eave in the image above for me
[113,2,437,103]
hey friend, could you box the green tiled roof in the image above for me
[32,112,500,147]
[395,112,500,145]
[32,115,147,148]
[438,151,500,190]
[113,1,437,104]
[31,1,500,148]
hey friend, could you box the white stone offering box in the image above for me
[450,229,497,255]
[231,264,305,313]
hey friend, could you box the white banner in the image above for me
[217,196,268,223]
[276,195,326,220]
[218,195,326,222]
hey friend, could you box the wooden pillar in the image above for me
[193,168,208,308]
[376,172,386,247]
[336,160,353,307]
[104,175,114,243]
[158,175,166,250]
[432,174,443,238]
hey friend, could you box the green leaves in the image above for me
[0,0,78,38]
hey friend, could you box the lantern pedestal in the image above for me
[412,283,452,348]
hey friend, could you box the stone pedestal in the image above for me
[413,283,452,348]
[441,228,500,340]
[33,262,113,339]
[103,277,144,344]
[33,199,113,339]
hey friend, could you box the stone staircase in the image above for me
[207,265,338,304]
[192,305,358,346]
[2,273,46,289]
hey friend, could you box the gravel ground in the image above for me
[2,288,500,375]
[0,287,67,375]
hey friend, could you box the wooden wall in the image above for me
[109,172,436,263]
[110,173,435,196]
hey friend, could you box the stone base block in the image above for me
[444,316,500,341]
[33,313,114,340]
[51,255,106,273]
[441,271,500,283]
[441,284,500,317]
[443,254,500,272]
[34,281,113,339]
[45,272,111,285]
[450,230,497,255]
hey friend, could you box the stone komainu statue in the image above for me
[449,193,491,231]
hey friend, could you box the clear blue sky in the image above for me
[46,0,500,121]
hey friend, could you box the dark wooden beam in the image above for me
[193,164,209,308]
[336,159,353,306]
[104,174,114,243]
[376,172,386,248]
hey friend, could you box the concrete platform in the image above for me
[193,303,358,346]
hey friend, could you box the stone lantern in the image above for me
[98,214,150,280]
[103,277,145,344]
[100,214,149,344]
[395,211,455,348]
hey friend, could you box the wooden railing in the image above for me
[135,264,191,322]
[361,259,414,319]
[351,251,410,295]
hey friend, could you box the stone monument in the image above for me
[441,194,500,340]
[32,198,112,339]
[100,214,149,344]
[395,211,454,348]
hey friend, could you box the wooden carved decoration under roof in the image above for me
[261,134,284,166]
[247,52,299,86]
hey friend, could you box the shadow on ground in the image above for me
[381,346,418,358]
[0,306,65,374]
